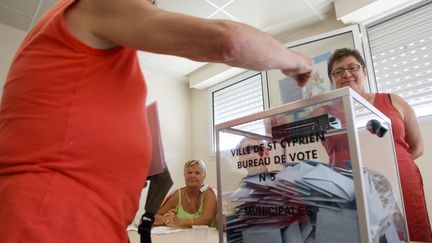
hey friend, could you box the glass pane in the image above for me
[216,88,409,243]
[353,97,409,242]
[217,95,361,243]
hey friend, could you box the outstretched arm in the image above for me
[64,0,313,84]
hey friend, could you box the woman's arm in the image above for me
[153,189,179,226]
[64,0,312,84]
[390,93,424,159]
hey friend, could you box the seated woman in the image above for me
[153,159,217,227]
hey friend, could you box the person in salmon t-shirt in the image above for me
[0,0,313,242]
[323,48,431,242]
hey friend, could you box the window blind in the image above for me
[212,73,265,150]
[367,2,432,117]
[213,73,264,126]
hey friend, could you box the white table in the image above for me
[128,227,219,243]
[129,228,425,243]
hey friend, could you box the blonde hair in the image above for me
[184,159,207,175]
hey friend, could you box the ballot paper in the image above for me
[282,221,303,243]
[315,208,360,243]
[381,221,403,243]
[300,217,314,240]
[301,164,355,201]
[364,168,408,242]
[242,228,283,243]
[364,169,385,237]
[276,162,315,184]
[224,160,403,243]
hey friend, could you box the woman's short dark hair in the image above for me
[327,48,366,81]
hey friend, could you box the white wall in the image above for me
[145,71,192,192]
[277,11,348,44]
[417,117,432,226]
[0,23,27,96]
[190,88,217,187]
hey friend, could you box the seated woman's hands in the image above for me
[162,209,178,227]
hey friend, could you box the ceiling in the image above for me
[0,0,335,82]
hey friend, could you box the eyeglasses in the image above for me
[331,64,364,79]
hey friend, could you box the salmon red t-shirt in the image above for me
[0,0,152,242]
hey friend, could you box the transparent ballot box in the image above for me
[215,87,409,243]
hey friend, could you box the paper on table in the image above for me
[125,225,184,235]
[126,225,138,232]
[151,226,184,235]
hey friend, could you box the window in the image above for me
[212,72,266,150]
[366,1,432,117]
[267,26,362,107]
